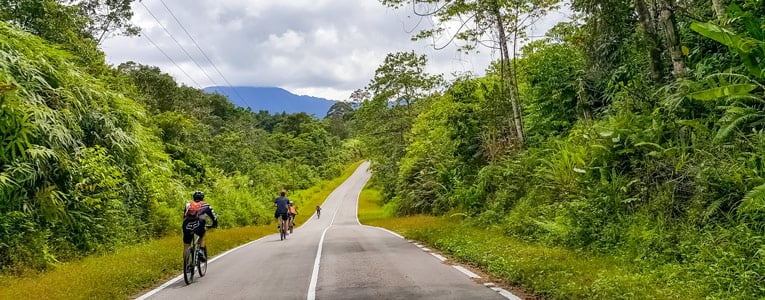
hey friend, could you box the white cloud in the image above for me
[100,0,566,100]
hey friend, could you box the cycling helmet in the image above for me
[193,191,205,201]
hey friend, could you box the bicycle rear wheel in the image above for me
[197,253,207,277]
[280,220,286,240]
[183,246,195,284]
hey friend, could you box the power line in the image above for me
[141,33,202,87]
[139,1,220,88]
[158,0,247,104]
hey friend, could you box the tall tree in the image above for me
[634,0,665,82]
[379,0,559,146]
[67,0,140,44]
[355,51,443,197]
[659,0,687,77]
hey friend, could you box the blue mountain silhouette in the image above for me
[204,86,338,118]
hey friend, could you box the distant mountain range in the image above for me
[204,86,338,118]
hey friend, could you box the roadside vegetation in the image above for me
[0,162,361,299]
[352,0,765,298]
[0,13,360,274]
[3,0,765,298]
[358,181,704,299]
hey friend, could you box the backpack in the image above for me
[185,201,205,220]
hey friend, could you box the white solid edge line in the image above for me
[135,234,270,300]
[306,226,330,300]
[134,274,183,300]
[431,253,447,262]
[452,265,481,279]
[421,247,431,252]
[361,225,404,239]
[490,287,523,300]
[307,184,343,300]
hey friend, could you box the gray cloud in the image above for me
[102,0,561,100]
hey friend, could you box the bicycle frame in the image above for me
[184,226,210,284]
[279,216,288,240]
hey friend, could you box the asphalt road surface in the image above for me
[139,162,508,300]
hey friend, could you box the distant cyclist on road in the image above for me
[183,191,218,262]
[316,205,321,219]
[274,189,290,232]
[288,201,298,228]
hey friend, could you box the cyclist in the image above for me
[274,189,290,232]
[316,205,321,219]
[288,201,298,228]
[183,191,218,262]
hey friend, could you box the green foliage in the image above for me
[519,39,588,141]
[355,51,443,202]
[0,20,354,273]
[691,21,765,79]
[354,0,765,298]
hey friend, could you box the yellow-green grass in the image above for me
[357,185,704,300]
[0,225,274,299]
[2,161,363,300]
[357,184,387,224]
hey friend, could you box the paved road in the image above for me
[141,162,506,300]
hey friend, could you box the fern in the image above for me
[715,112,762,140]
[740,182,765,214]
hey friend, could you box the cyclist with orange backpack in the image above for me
[183,191,218,262]
[288,201,298,228]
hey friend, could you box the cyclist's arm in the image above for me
[205,207,218,228]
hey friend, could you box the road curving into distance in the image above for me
[138,162,515,300]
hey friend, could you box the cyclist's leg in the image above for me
[281,213,289,230]
[197,219,207,247]
[182,221,194,254]
[195,220,208,260]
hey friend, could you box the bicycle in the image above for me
[279,216,288,240]
[288,214,295,234]
[183,225,211,284]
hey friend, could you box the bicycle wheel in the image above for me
[197,250,207,277]
[280,220,286,240]
[183,246,195,284]
[289,219,294,234]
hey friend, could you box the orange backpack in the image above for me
[185,201,205,220]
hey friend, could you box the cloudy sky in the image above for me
[101,0,566,101]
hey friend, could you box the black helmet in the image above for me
[193,191,204,201]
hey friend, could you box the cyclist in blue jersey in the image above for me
[274,189,290,232]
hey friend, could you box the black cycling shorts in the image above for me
[274,212,289,220]
[182,218,206,244]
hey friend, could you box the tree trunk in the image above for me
[660,0,686,78]
[711,0,725,20]
[635,0,664,82]
[493,3,525,146]
[577,79,593,121]
[510,19,525,144]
